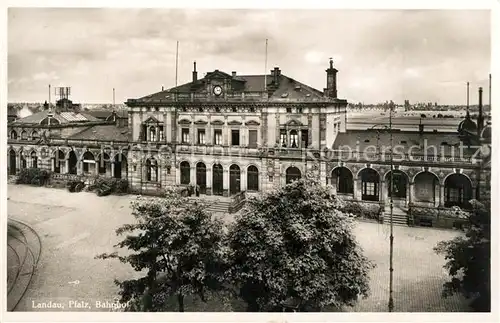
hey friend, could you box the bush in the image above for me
[91,177,129,196]
[16,168,52,186]
[339,200,381,220]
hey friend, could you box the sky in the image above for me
[7,8,491,104]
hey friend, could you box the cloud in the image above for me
[7,8,490,104]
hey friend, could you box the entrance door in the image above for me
[212,164,223,196]
[196,162,207,194]
[229,164,241,195]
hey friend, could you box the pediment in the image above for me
[144,116,160,124]
[227,120,242,126]
[210,119,225,126]
[178,119,192,125]
[287,119,303,127]
[245,120,260,126]
[194,119,208,125]
[205,70,233,80]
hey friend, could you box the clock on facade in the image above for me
[213,85,223,96]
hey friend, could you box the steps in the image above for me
[189,197,231,214]
[384,205,409,226]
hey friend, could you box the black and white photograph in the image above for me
[2,1,498,322]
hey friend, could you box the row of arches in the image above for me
[10,130,40,141]
[177,162,262,195]
[330,167,474,208]
[7,148,128,179]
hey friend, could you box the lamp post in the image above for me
[370,107,394,312]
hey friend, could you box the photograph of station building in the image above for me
[6,59,491,213]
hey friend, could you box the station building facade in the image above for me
[6,60,491,210]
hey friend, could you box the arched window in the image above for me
[146,158,158,182]
[212,164,224,196]
[180,161,191,185]
[386,170,407,199]
[53,150,65,174]
[196,162,206,194]
[290,130,299,148]
[31,131,39,141]
[9,149,17,175]
[10,130,17,140]
[286,166,301,184]
[31,151,38,168]
[247,165,259,191]
[21,130,28,140]
[414,172,439,204]
[20,152,27,169]
[360,168,380,201]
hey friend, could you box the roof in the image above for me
[68,125,130,141]
[86,109,128,120]
[132,69,340,103]
[8,106,17,117]
[12,110,99,124]
[333,130,477,156]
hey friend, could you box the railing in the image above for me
[229,191,247,214]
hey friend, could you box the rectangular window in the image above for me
[280,129,287,147]
[248,130,258,148]
[214,129,222,145]
[142,125,147,141]
[198,129,206,144]
[231,129,240,146]
[181,128,190,143]
[449,188,461,202]
[364,182,376,196]
[301,130,309,148]
[159,128,164,141]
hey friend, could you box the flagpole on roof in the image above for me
[264,39,268,94]
[175,41,179,88]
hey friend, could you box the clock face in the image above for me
[213,85,223,96]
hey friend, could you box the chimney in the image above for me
[162,85,164,91]
[232,71,237,77]
[271,67,281,85]
[192,61,198,82]
[324,58,338,98]
[478,87,484,135]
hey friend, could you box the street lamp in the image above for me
[369,108,395,312]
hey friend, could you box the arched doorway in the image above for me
[414,171,439,205]
[114,153,128,179]
[247,165,259,191]
[229,164,241,195]
[385,170,408,199]
[212,164,223,196]
[31,151,38,168]
[82,151,95,175]
[53,150,65,174]
[444,174,473,208]
[9,150,17,175]
[286,166,301,184]
[10,130,17,140]
[196,162,207,194]
[359,168,380,201]
[180,161,191,185]
[331,167,354,194]
[68,151,78,174]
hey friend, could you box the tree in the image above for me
[96,188,228,312]
[434,200,490,311]
[227,175,374,311]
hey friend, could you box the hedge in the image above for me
[338,199,381,220]
[16,168,52,186]
[88,177,129,196]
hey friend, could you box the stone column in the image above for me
[380,179,386,203]
[51,158,55,172]
[353,179,360,200]
[223,169,229,197]
[206,167,212,195]
[408,182,413,206]
[191,165,196,186]
[111,163,115,178]
[439,184,445,207]
[241,168,247,192]
[65,160,69,174]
